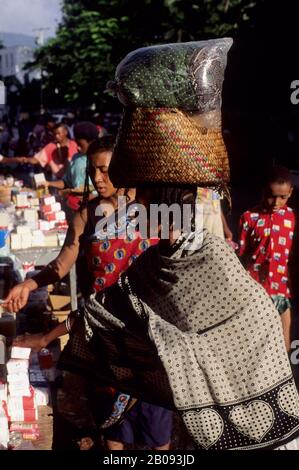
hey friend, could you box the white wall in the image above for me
[0,45,35,83]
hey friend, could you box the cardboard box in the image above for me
[56,221,68,230]
[8,407,38,423]
[42,211,57,222]
[7,393,35,411]
[29,197,40,207]
[7,373,30,385]
[0,382,7,402]
[31,230,45,248]
[51,311,70,322]
[10,233,22,250]
[44,233,58,247]
[0,212,10,228]
[38,220,50,231]
[41,202,61,213]
[33,173,46,187]
[59,333,69,351]
[21,233,32,249]
[0,404,9,448]
[56,210,66,221]
[10,422,39,438]
[34,387,49,406]
[16,225,31,235]
[16,194,29,208]
[23,208,38,224]
[49,295,71,311]
[6,359,29,374]
[8,383,31,397]
[10,347,31,360]
[42,195,56,206]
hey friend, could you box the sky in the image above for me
[0,0,62,38]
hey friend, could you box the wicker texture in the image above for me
[109,107,230,187]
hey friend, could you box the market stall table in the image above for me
[11,248,77,311]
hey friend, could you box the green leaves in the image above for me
[27,0,258,109]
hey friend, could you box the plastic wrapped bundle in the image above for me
[111,38,232,114]
[109,38,232,188]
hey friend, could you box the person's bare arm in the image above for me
[0,156,26,165]
[33,207,87,285]
[2,208,87,312]
[13,318,75,352]
[221,210,233,240]
[44,180,65,190]
[24,156,40,165]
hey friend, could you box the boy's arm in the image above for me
[221,210,233,240]
[238,212,250,260]
[22,156,40,165]
[45,180,65,190]
[0,155,27,164]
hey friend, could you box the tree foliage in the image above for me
[28,0,260,109]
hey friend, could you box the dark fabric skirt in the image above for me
[104,401,173,447]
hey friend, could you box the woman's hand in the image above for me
[2,279,37,312]
[13,332,47,352]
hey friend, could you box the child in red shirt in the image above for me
[239,166,294,350]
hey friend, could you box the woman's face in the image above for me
[89,150,117,198]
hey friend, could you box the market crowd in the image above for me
[1,38,299,451]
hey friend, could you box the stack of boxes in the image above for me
[0,397,9,449]
[40,195,67,227]
[6,348,38,426]
[11,226,35,250]
[9,193,68,250]
[0,346,50,447]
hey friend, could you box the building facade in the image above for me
[0,45,38,83]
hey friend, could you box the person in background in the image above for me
[22,123,78,178]
[39,114,57,147]
[41,122,100,212]
[42,122,99,191]
[239,165,295,350]
[62,113,76,140]
[4,137,172,451]
[0,122,12,155]
[93,113,108,138]
[196,187,233,240]
[2,137,118,313]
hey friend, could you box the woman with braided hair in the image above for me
[3,136,172,450]
[81,176,299,450]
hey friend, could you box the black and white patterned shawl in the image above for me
[84,230,299,450]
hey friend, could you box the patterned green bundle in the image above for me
[112,39,233,112]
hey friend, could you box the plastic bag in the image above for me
[111,38,233,113]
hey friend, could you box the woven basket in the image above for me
[109,108,230,187]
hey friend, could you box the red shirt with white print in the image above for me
[239,205,295,297]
